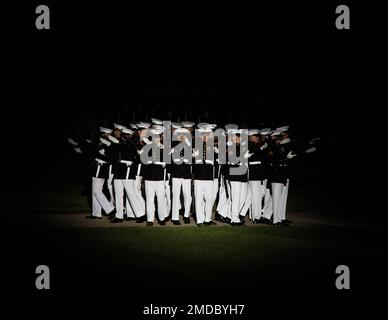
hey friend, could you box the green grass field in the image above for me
[4,181,388,299]
[6,222,385,299]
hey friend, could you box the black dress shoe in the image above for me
[159,220,166,226]
[136,215,147,223]
[224,217,232,224]
[146,222,153,226]
[254,217,268,224]
[260,217,272,225]
[183,217,190,224]
[283,219,293,224]
[231,222,242,227]
[110,218,123,223]
[197,223,203,227]
[172,220,181,225]
[107,209,116,220]
[281,220,290,226]
[239,215,246,223]
[273,222,282,226]
[125,217,136,221]
[214,213,225,222]
[86,216,101,220]
[204,221,217,226]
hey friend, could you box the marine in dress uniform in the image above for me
[259,128,275,224]
[227,129,250,226]
[110,128,147,223]
[247,129,269,223]
[192,124,217,226]
[267,126,291,226]
[153,122,172,219]
[210,125,221,209]
[142,128,169,226]
[215,124,238,224]
[107,123,126,208]
[169,127,193,225]
[91,127,116,219]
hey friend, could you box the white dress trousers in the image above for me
[271,182,285,224]
[172,178,192,221]
[249,180,266,221]
[194,180,214,224]
[145,180,168,223]
[280,179,289,221]
[92,177,115,217]
[229,181,249,223]
[114,179,146,220]
[262,183,273,220]
[217,176,230,218]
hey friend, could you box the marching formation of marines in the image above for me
[68,118,318,227]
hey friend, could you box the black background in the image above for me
[1,0,387,309]
[4,1,383,213]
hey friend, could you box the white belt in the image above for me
[95,159,106,177]
[195,160,214,165]
[95,158,106,164]
[154,161,166,167]
[174,158,190,164]
[120,160,133,166]
[249,161,261,165]
[228,162,246,166]
[120,160,133,180]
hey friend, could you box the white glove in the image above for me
[74,147,82,153]
[169,148,175,155]
[260,143,268,150]
[184,136,191,147]
[99,149,105,155]
[280,138,291,145]
[214,146,219,154]
[68,138,78,146]
[192,149,199,157]
[244,151,253,159]
[157,142,164,149]
[287,151,297,159]
[305,147,317,154]
[100,137,111,146]
[108,135,119,144]
[142,137,152,145]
